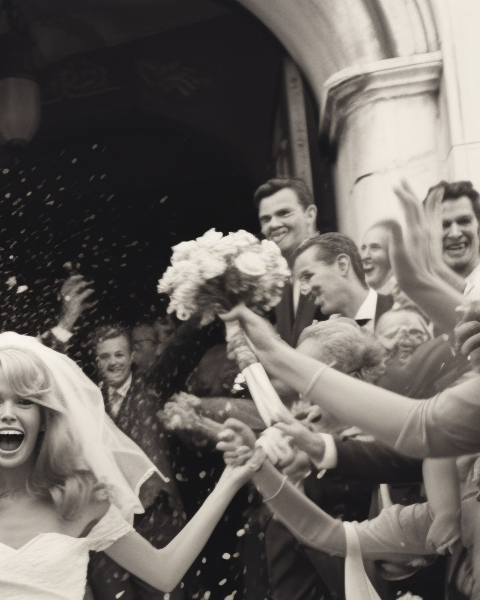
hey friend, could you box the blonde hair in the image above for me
[298,319,386,383]
[0,347,107,520]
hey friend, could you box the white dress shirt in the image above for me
[464,263,480,299]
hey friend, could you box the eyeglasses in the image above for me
[132,339,157,348]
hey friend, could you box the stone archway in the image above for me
[236,0,480,241]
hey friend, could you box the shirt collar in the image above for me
[354,288,378,322]
[109,373,132,401]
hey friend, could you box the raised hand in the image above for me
[394,180,465,292]
[454,301,480,371]
[221,303,283,357]
[58,274,97,331]
[224,319,258,370]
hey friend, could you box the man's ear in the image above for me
[306,204,317,227]
[336,253,351,277]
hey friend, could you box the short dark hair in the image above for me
[132,322,159,345]
[425,180,480,222]
[295,232,367,288]
[253,178,314,210]
[92,324,132,353]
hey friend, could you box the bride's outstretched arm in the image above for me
[104,465,251,592]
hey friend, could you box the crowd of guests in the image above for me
[13,175,480,600]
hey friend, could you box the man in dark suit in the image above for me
[294,232,393,331]
[87,324,185,600]
[254,178,324,346]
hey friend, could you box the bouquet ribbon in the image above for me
[243,362,296,426]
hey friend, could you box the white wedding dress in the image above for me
[0,504,133,600]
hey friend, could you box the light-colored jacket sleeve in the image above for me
[395,377,480,458]
[253,462,434,563]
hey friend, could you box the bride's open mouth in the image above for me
[0,430,25,452]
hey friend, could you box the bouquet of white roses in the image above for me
[158,228,290,325]
[158,228,293,427]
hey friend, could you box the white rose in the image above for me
[261,238,282,256]
[171,240,197,262]
[234,252,267,276]
[195,250,227,280]
[197,228,224,247]
[229,230,259,247]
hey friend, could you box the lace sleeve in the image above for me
[87,504,135,552]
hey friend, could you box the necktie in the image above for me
[109,389,123,418]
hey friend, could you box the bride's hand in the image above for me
[217,462,255,490]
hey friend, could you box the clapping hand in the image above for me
[275,420,326,466]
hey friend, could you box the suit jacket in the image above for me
[329,437,422,484]
[275,281,325,347]
[102,376,182,506]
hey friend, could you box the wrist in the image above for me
[58,315,76,332]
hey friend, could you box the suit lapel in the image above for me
[275,281,295,345]
[291,293,319,347]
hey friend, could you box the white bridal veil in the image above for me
[0,332,165,523]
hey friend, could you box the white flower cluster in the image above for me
[158,228,290,324]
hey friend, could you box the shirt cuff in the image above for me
[51,326,73,343]
[310,433,338,470]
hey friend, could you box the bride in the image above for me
[0,332,252,600]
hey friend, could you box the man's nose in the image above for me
[269,215,282,229]
[448,222,462,237]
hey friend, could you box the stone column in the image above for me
[320,52,444,242]
[431,0,480,189]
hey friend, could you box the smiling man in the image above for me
[294,233,393,332]
[91,324,185,600]
[255,178,323,346]
[432,181,480,295]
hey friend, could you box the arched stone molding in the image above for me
[320,52,444,241]
[235,0,439,108]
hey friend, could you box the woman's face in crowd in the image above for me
[0,374,42,469]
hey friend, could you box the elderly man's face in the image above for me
[360,227,392,290]
[376,310,430,367]
[442,197,480,275]
[131,324,159,371]
[258,188,316,259]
